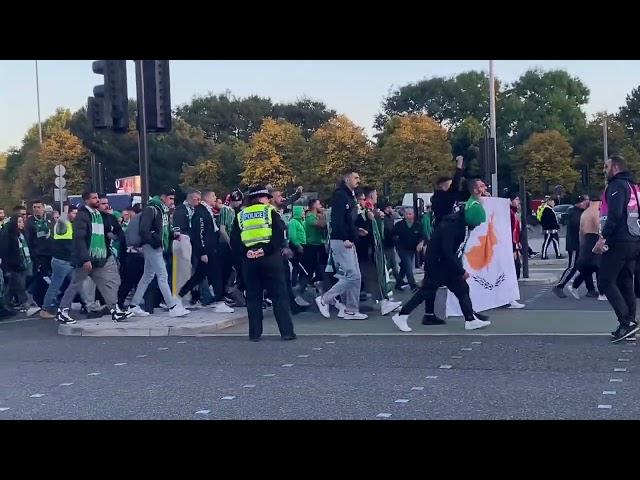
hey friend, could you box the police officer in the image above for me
[230,185,296,342]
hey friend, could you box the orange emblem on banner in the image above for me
[466,214,498,271]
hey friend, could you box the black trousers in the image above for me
[399,274,474,321]
[557,250,579,288]
[243,252,294,340]
[571,267,596,292]
[514,254,521,279]
[597,241,640,327]
[118,253,145,306]
[218,242,234,292]
[541,231,560,259]
[179,251,224,301]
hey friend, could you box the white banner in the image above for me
[446,197,520,316]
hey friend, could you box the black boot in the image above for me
[422,314,446,325]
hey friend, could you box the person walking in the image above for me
[393,207,423,292]
[553,195,590,298]
[594,155,640,342]
[230,185,296,342]
[304,198,329,293]
[567,199,601,300]
[380,201,400,281]
[172,189,201,303]
[431,155,464,227]
[539,198,563,260]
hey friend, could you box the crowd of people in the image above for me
[0,154,638,344]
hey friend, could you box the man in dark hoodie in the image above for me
[431,156,464,227]
[127,188,190,318]
[594,155,640,342]
[380,201,399,280]
[25,199,52,306]
[55,192,132,324]
[539,197,563,260]
[315,171,366,320]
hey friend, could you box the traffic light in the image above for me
[141,60,171,133]
[90,60,129,132]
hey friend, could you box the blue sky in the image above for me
[1,60,640,152]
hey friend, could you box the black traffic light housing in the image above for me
[141,60,171,133]
[89,60,129,132]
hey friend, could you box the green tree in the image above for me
[618,86,640,133]
[516,130,580,196]
[271,97,337,140]
[180,138,247,194]
[450,116,484,177]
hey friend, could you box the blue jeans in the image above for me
[42,257,74,310]
[397,249,416,287]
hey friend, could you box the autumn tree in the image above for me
[242,119,306,190]
[378,115,452,200]
[306,115,375,197]
[180,138,247,194]
[516,130,580,195]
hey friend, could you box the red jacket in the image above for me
[510,206,521,252]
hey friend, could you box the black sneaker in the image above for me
[422,314,446,325]
[56,308,77,325]
[473,311,490,322]
[612,320,638,337]
[552,286,567,298]
[281,334,297,341]
[111,307,134,323]
[585,290,599,298]
[611,324,640,343]
[87,307,108,319]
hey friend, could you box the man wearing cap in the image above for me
[391,180,492,332]
[127,188,190,318]
[230,185,296,342]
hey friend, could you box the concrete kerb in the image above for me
[57,309,249,337]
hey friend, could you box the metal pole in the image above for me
[98,161,104,194]
[489,60,498,196]
[519,176,529,279]
[35,60,43,145]
[135,60,150,207]
[603,115,608,162]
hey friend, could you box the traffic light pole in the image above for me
[135,60,150,207]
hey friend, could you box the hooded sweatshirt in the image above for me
[288,206,306,249]
[140,196,170,251]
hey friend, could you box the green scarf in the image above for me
[34,216,50,240]
[88,207,107,261]
[18,233,32,270]
[149,196,170,252]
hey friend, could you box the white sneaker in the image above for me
[129,305,150,317]
[213,302,235,314]
[392,313,412,332]
[465,318,491,330]
[168,304,189,317]
[508,300,525,309]
[294,296,311,307]
[26,306,41,317]
[598,294,607,301]
[567,285,580,300]
[381,299,402,316]
[342,311,368,320]
[315,296,331,318]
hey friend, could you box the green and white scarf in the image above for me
[18,233,32,270]
[87,207,107,261]
[34,216,50,239]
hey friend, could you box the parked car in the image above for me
[553,204,572,225]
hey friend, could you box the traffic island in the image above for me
[57,308,248,337]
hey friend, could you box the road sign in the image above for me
[54,164,66,177]
[54,189,67,202]
[54,177,66,189]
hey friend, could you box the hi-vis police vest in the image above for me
[238,204,275,247]
[53,221,73,240]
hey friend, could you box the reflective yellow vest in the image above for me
[53,221,73,240]
[237,204,274,247]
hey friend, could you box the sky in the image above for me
[1,60,640,153]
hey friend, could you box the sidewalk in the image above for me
[58,308,248,337]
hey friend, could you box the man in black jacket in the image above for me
[392,207,424,291]
[172,189,201,303]
[176,191,234,314]
[128,189,190,318]
[431,156,464,227]
[594,155,640,342]
[540,198,563,260]
[553,195,590,298]
[380,202,399,280]
[55,192,132,324]
[25,199,52,307]
[315,171,367,320]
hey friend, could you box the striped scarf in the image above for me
[18,233,32,270]
[87,207,107,261]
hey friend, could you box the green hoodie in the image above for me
[287,205,306,248]
[148,195,170,252]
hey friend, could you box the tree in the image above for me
[180,138,248,194]
[242,119,306,190]
[618,86,640,133]
[307,115,375,197]
[378,115,452,200]
[450,116,484,177]
[516,130,580,196]
[271,97,337,140]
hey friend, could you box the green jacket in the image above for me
[287,206,307,248]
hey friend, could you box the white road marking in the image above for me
[325,341,336,344]
[262,374,276,377]
[376,413,392,418]
[426,376,439,379]
[297,355,309,358]
[439,365,452,369]
[411,387,424,391]
[0,407,10,412]
[30,394,45,398]
[395,399,409,403]
[614,368,627,372]
[603,391,616,395]
[158,347,169,351]
[136,355,147,358]
[610,378,623,382]
[59,383,74,386]
[451,355,463,359]
[471,341,482,344]
[114,363,127,366]
[621,350,633,353]
[281,364,294,367]
[221,396,236,400]
[195,410,211,414]
[312,347,322,351]
[243,385,256,388]
[87,372,101,376]
[597,405,612,409]
[461,348,472,351]
[617,358,630,362]
[177,341,187,344]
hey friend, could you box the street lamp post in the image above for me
[489,60,498,197]
[35,60,43,145]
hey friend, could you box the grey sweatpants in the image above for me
[322,240,361,311]
[131,244,175,308]
[59,256,120,310]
